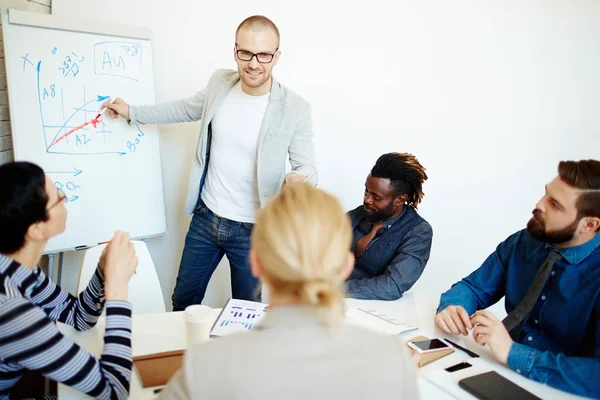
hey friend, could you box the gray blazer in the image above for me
[159,306,419,400]
[129,69,318,215]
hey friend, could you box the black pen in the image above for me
[444,338,480,358]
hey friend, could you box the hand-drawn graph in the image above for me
[4,12,167,253]
[31,42,147,157]
[18,42,150,203]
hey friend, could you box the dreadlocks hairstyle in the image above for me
[370,153,428,209]
[558,159,600,232]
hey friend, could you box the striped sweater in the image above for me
[0,254,133,399]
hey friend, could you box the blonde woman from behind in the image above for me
[160,183,418,400]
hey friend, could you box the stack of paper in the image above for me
[346,307,418,335]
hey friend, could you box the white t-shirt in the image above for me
[200,82,269,223]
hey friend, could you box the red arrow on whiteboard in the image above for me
[48,115,102,149]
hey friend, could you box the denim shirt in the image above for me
[346,206,433,300]
[438,229,600,397]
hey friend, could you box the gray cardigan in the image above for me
[129,69,317,215]
[159,306,419,400]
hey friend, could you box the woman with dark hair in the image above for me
[0,161,138,399]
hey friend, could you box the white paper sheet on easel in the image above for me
[210,299,269,337]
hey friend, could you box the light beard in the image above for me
[240,69,270,89]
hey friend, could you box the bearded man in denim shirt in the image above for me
[345,153,433,300]
[436,160,600,398]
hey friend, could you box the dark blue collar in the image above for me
[545,232,600,265]
[380,206,407,230]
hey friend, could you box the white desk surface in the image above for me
[57,293,587,399]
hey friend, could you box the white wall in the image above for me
[52,0,600,310]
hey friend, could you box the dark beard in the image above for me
[526,210,579,244]
[365,201,395,223]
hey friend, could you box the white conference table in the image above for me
[57,293,588,399]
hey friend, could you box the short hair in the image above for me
[370,153,428,208]
[558,159,600,231]
[236,15,280,48]
[0,162,49,254]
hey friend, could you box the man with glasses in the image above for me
[104,15,317,310]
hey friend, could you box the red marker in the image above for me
[96,98,116,120]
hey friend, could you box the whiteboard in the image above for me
[2,9,166,253]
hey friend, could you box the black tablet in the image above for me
[458,371,541,400]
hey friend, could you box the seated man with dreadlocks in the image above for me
[345,153,432,300]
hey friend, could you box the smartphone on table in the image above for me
[407,338,451,353]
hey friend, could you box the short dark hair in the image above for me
[236,15,280,48]
[558,159,600,231]
[371,153,428,208]
[0,162,49,254]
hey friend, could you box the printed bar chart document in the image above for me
[210,299,269,337]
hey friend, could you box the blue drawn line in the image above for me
[22,53,34,70]
[65,62,77,77]
[83,85,86,124]
[45,125,89,131]
[97,95,110,102]
[74,108,97,113]
[66,182,81,190]
[36,62,49,150]
[98,129,113,144]
[46,168,83,177]
[67,195,79,202]
[61,89,65,120]
[47,151,127,156]
[96,72,138,81]
[60,89,70,143]
[46,97,98,150]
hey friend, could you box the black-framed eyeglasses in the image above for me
[47,188,67,211]
[235,45,278,64]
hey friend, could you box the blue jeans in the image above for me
[171,200,261,311]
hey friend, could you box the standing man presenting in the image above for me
[104,16,317,310]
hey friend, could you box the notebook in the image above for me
[133,350,184,388]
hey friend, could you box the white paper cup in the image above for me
[184,305,213,347]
